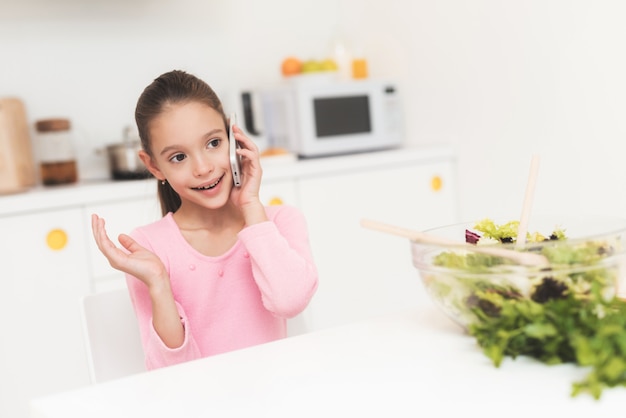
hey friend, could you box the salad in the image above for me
[421,218,626,399]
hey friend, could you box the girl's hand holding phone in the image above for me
[91,214,170,291]
[228,124,268,226]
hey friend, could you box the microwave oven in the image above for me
[240,77,403,158]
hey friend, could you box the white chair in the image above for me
[81,288,146,384]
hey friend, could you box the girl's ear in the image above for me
[138,150,164,181]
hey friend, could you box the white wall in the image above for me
[3,0,626,223]
[344,0,626,221]
[0,0,344,178]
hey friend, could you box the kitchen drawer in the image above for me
[297,159,459,331]
[0,208,92,418]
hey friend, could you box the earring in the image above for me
[161,179,166,185]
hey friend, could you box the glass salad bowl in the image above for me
[411,216,626,330]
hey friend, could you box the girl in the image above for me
[91,70,319,370]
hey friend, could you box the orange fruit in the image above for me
[281,57,302,76]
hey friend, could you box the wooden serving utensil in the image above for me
[360,219,550,268]
[516,154,540,249]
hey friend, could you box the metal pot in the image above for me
[105,126,151,180]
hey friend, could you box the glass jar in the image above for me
[35,118,78,185]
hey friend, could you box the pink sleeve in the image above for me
[125,232,202,370]
[237,205,319,318]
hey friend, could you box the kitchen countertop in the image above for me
[30,287,625,418]
[0,179,157,217]
[0,145,454,217]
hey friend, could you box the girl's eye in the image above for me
[207,138,221,149]
[169,153,186,163]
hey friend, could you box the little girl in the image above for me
[91,70,319,370]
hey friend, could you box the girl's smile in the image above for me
[191,174,225,191]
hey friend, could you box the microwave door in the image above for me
[300,95,375,157]
[313,95,372,138]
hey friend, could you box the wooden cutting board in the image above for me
[0,97,36,194]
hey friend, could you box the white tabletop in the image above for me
[30,301,625,418]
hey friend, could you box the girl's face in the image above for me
[140,101,233,210]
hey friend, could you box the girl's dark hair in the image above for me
[135,70,227,215]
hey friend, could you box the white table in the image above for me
[30,300,625,418]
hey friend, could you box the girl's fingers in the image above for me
[236,147,259,163]
[91,214,109,251]
[91,214,126,262]
[118,233,143,254]
[91,214,102,241]
[233,126,258,152]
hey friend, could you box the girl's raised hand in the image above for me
[91,214,169,290]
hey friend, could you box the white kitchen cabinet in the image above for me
[0,180,159,418]
[0,208,92,418]
[0,146,458,418]
[297,157,459,330]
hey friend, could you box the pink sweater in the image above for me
[126,205,318,370]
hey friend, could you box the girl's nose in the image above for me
[192,155,213,177]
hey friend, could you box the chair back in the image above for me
[81,288,145,383]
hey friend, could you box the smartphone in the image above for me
[229,113,242,187]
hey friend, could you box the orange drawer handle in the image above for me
[268,197,284,206]
[430,175,443,192]
[46,229,68,251]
